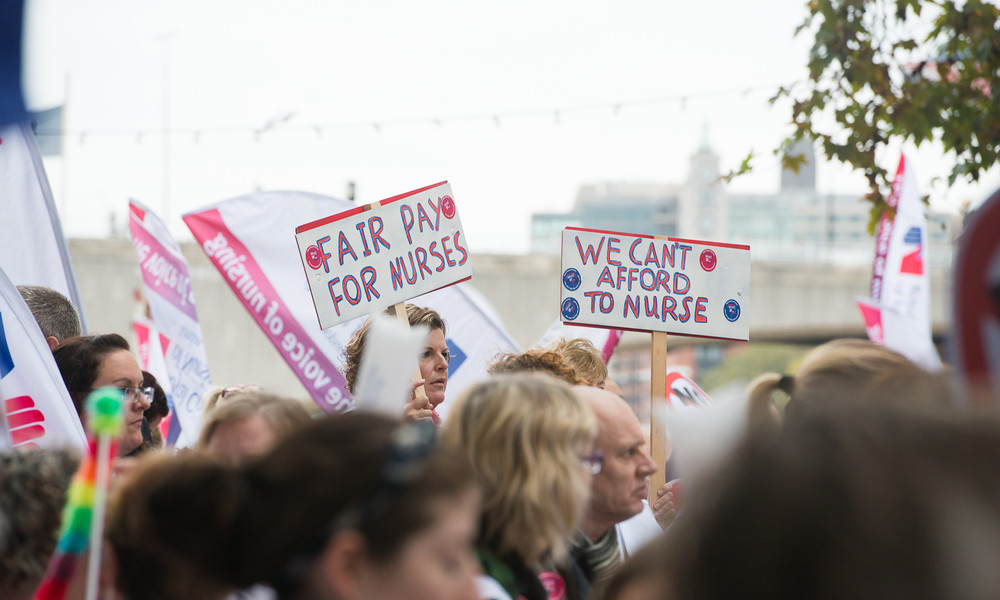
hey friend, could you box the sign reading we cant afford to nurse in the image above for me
[295,182,473,329]
[559,227,750,341]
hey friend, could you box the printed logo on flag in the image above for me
[0,312,14,378]
[446,338,467,374]
[5,396,46,447]
[900,227,924,275]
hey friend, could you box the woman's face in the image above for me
[358,487,480,600]
[91,349,148,455]
[419,328,450,409]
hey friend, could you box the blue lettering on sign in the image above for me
[446,338,466,376]
[0,312,15,379]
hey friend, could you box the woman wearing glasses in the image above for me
[442,374,599,600]
[53,333,152,456]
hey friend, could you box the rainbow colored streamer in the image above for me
[34,388,123,600]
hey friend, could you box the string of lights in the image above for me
[30,82,793,143]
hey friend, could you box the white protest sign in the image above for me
[295,182,473,329]
[353,316,429,417]
[560,227,751,341]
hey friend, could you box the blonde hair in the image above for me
[343,304,446,392]
[441,373,597,566]
[547,337,608,387]
[747,339,950,422]
[198,391,312,450]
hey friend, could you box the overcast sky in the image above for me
[22,0,1000,254]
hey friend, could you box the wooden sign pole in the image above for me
[649,330,668,502]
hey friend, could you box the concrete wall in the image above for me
[68,238,954,402]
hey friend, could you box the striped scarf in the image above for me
[572,528,621,585]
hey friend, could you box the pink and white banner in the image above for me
[863,155,941,371]
[0,122,87,329]
[132,313,175,440]
[0,264,85,449]
[129,200,211,446]
[183,191,519,418]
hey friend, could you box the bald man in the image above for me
[571,386,675,588]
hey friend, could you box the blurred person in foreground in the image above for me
[105,412,481,600]
[197,390,312,466]
[603,393,1000,600]
[0,448,79,600]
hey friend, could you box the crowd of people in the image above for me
[1,285,995,600]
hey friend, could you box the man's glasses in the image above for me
[581,450,604,475]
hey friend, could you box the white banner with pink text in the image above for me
[183,191,519,418]
[129,199,212,446]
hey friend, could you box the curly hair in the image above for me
[547,337,608,387]
[441,374,597,566]
[0,448,80,596]
[488,348,589,386]
[342,304,446,393]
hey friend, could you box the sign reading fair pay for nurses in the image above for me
[560,227,751,341]
[295,182,474,329]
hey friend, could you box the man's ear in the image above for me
[46,335,60,351]
[315,529,369,600]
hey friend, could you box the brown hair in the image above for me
[52,333,132,416]
[666,401,1000,600]
[547,337,608,387]
[107,412,476,600]
[342,304,446,392]
[197,391,312,450]
[488,348,589,386]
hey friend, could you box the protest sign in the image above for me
[129,200,211,446]
[560,226,750,499]
[0,265,85,449]
[295,182,473,329]
[665,369,713,409]
[186,190,515,418]
[559,227,750,341]
[953,185,1000,406]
